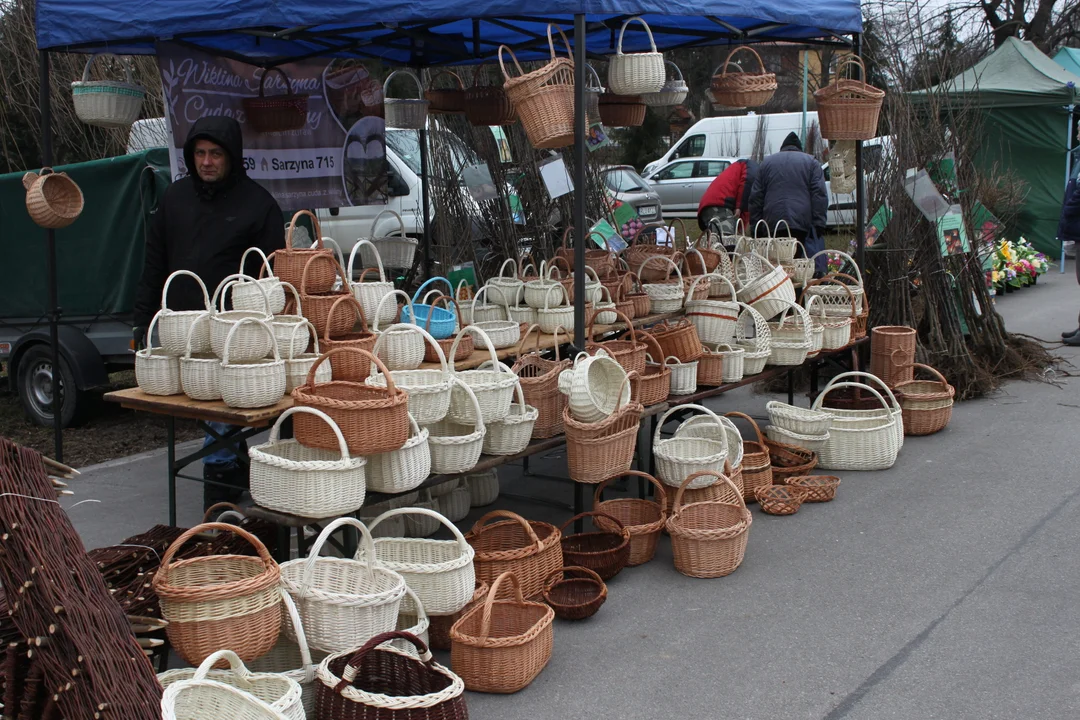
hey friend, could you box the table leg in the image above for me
[523,455,531,476]
[166,416,177,527]
[787,369,795,405]
[810,359,820,400]
[574,484,584,532]
[275,525,291,563]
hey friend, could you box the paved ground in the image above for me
[64,265,1079,719]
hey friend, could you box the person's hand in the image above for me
[133,326,147,351]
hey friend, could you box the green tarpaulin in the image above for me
[909,38,1080,256]
[1054,47,1080,78]
[0,149,170,319]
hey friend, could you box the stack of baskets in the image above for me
[765,400,832,453]
[559,352,641,483]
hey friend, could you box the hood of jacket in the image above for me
[780,132,803,152]
[183,116,246,199]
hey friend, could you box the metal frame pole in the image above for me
[39,50,64,463]
[572,13,587,353]
[419,125,431,280]
[853,33,866,269]
[1061,106,1074,274]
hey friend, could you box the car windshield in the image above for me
[604,167,648,193]
[386,127,480,177]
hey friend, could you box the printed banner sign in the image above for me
[157,42,388,211]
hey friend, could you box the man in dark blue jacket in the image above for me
[1059,123,1080,344]
[749,132,828,268]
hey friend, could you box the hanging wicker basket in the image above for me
[499,24,575,149]
[710,46,777,109]
[22,167,85,229]
[815,56,885,141]
[384,69,429,129]
[607,17,666,95]
[598,93,646,127]
[244,67,309,133]
[71,53,146,128]
[425,70,466,114]
[642,60,689,107]
[465,64,517,126]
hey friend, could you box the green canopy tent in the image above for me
[909,37,1080,257]
[1054,47,1080,77]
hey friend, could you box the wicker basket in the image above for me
[210,271,275,356]
[244,67,308,132]
[232,246,286,315]
[484,382,538,455]
[467,470,500,507]
[666,355,699,395]
[437,486,472,523]
[709,46,777,109]
[347,239,398,330]
[893,363,955,436]
[558,512,631,581]
[275,210,337,294]
[180,315,222,400]
[465,510,563,601]
[654,404,731,489]
[592,470,667,566]
[371,300,425,372]
[625,273,653,318]
[320,294,377,381]
[136,311,183,396]
[159,648,304,720]
[815,56,885,141]
[647,318,704,362]
[587,309,647,376]
[765,424,830,453]
[564,398,641,485]
[22,166,86,230]
[542,566,607,620]
[783,239,816,287]
[220,318,287,409]
[755,484,809,516]
[419,298,472,363]
[812,381,899,471]
[734,302,771,375]
[666,471,752,578]
[450,572,555,693]
[281,517,407,654]
[554,226,618,279]
[870,325,918,387]
[607,17,666,95]
[820,370,905,450]
[766,400,834,436]
[428,581,488,652]
[350,209,417,271]
[765,301,813,367]
[643,60,689,107]
[448,325,519,424]
[316,632,466,719]
[765,438,819,485]
[424,69,466,114]
[736,252,796,320]
[71,53,146,128]
[685,274,739,346]
[724,411,773,502]
[245,591,323,719]
[269,282,309,359]
[559,348,631,424]
[162,677,290,720]
[367,325,453,426]
[598,93,646,127]
[292,348,410,455]
[465,64,516,126]
[153,523,282,666]
[626,223,680,282]
[804,293,853,351]
[631,335,672,406]
[156,270,213,356]
[512,324,570,438]
[426,379,487,475]
[499,24,575,149]
[696,344,726,387]
[785,475,841,502]
[639,255,686,314]
[709,343,744,383]
[402,277,457,339]
[384,69,429,129]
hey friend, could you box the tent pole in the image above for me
[853,33,866,270]
[39,50,63,463]
[572,13,586,353]
[1062,105,1074,274]
[801,50,808,145]
[420,123,431,281]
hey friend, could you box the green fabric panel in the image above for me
[0,149,170,319]
[977,107,1070,255]
[1053,47,1080,78]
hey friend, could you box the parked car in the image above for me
[602,165,662,223]
[642,157,736,218]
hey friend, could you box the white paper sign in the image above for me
[539,154,573,200]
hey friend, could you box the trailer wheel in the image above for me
[16,345,86,428]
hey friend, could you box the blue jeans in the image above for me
[805,229,828,275]
[203,421,243,469]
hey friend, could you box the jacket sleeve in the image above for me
[133,197,168,330]
[1059,178,1080,242]
[748,169,765,227]
[809,161,829,230]
[255,199,286,259]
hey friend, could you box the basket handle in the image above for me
[285,210,324,251]
[323,294,369,341]
[369,288,409,333]
[616,16,658,54]
[298,252,345,296]
[664,59,685,83]
[286,318,319,357]
[383,69,424,99]
[279,589,314,682]
[81,52,135,84]
[470,285,507,322]
[656,403,729,455]
[222,317,279,365]
[370,209,407,239]
[593,470,667,511]
[724,410,766,446]
[640,332,667,370]
[304,346,396,393]
[543,565,605,594]
[637,254,683,285]
[671,469,745,517]
[495,256,519,281]
[367,506,471,552]
[546,23,574,61]
[807,249,863,287]
[812,380,894,416]
[258,66,295,97]
[906,362,948,385]
[497,45,527,81]
[299,517,377,599]
[238,247,275,282]
[201,501,243,524]
[480,572,527,639]
[449,376,486,434]
[558,511,627,536]
[337,631,434,690]
[180,312,211,359]
[585,62,604,91]
[161,269,212,312]
[832,55,869,85]
[449,323,501,374]
[269,406,351,460]
[427,69,464,91]
[470,509,542,549]
[410,276,454,306]
[541,282,570,312]
[346,239,387,283]
[820,371,900,411]
[157,522,277,581]
[191,650,253,684]
[720,45,767,76]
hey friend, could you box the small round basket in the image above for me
[785,475,841,503]
[755,484,809,516]
[558,512,631,581]
[542,566,608,621]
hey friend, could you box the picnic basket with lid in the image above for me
[666,470,752,578]
[607,17,666,95]
[466,64,516,126]
[249,406,367,518]
[450,572,555,693]
[499,24,575,149]
[558,512,631,581]
[244,67,309,132]
[235,247,287,314]
[593,470,667,566]
[71,52,146,128]
[158,648,304,720]
[275,210,338,294]
[347,238,398,329]
[893,363,955,436]
[136,311,182,396]
[426,378,487,475]
[292,347,410,454]
[384,69,429,129]
[220,318,287,409]
[512,324,570,438]
[153,522,283,665]
[543,566,607,620]
[316,631,467,720]
[157,272,213,356]
[709,46,777,108]
[815,56,885,140]
[465,510,563,600]
[367,324,453,426]
[281,517,407,654]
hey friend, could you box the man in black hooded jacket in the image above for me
[133,117,284,511]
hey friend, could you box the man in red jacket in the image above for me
[697,159,758,234]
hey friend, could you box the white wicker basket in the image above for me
[676,415,745,471]
[220,318,286,409]
[487,257,525,307]
[246,591,324,719]
[448,326,517,425]
[280,517,407,654]
[466,469,500,507]
[766,400,834,436]
[425,378,486,475]
[474,318,521,351]
[210,273,274,362]
[766,301,812,367]
[654,404,730,489]
[558,348,631,424]
[482,381,538,455]
[158,270,212,356]
[161,677,289,720]
[782,239,816,287]
[71,53,146,129]
[436,486,471,523]
[136,310,182,396]
[538,283,575,335]
[387,586,430,656]
[249,406,367,518]
[733,301,771,375]
[640,255,684,314]
[347,238,398,329]
[593,285,618,325]
[428,477,460,498]
[269,283,309,360]
[159,648,304,720]
[805,291,854,350]
[710,343,744,383]
[821,371,905,450]
[235,247,286,314]
[765,424,830,453]
[283,321,332,394]
[384,70,429,131]
[768,220,799,263]
[735,251,796,321]
[607,17,666,95]
[523,261,565,310]
[181,314,222,401]
[642,60,689,106]
[372,292,426,371]
[465,284,509,327]
[684,273,739,345]
[804,250,866,316]
[366,325,452,425]
[365,416,431,494]
[666,355,699,396]
[812,381,899,471]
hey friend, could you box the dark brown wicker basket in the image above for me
[764,438,818,484]
[557,512,631,581]
[755,484,808,515]
[785,475,841,503]
[542,566,607,620]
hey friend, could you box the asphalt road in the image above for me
[65,263,1080,720]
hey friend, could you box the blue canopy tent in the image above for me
[34,0,865,462]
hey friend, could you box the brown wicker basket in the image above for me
[465,65,516,126]
[666,470,752,579]
[275,210,337,294]
[298,256,352,339]
[684,234,724,275]
[425,70,466,114]
[756,484,809,515]
[815,56,885,141]
[647,319,703,362]
[625,272,653,317]
[631,334,672,406]
[724,412,772,502]
[785,475,841,503]
[558,512,631,581]
[625,226,680,283]
[710,46,777,108]
[428,581,489,651]
[291,348,410,454]
[424,295,473,363]
[893,363,955,435]
[512,324,570,438]
[598,93,646,127]
[587,309,647,376]
[563,400,642,484]
[153,522,282,666]
[554,227,617,278]
[22,167,84,229]
[696,345,726,386]
[499,24,575,149]
[765,438,818,484]
[870,325,917,387]
[592,470,667,566]
[542,566,607,620]
[244,67,309,133]
[321,295,376,381]
[465,510,563,600]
